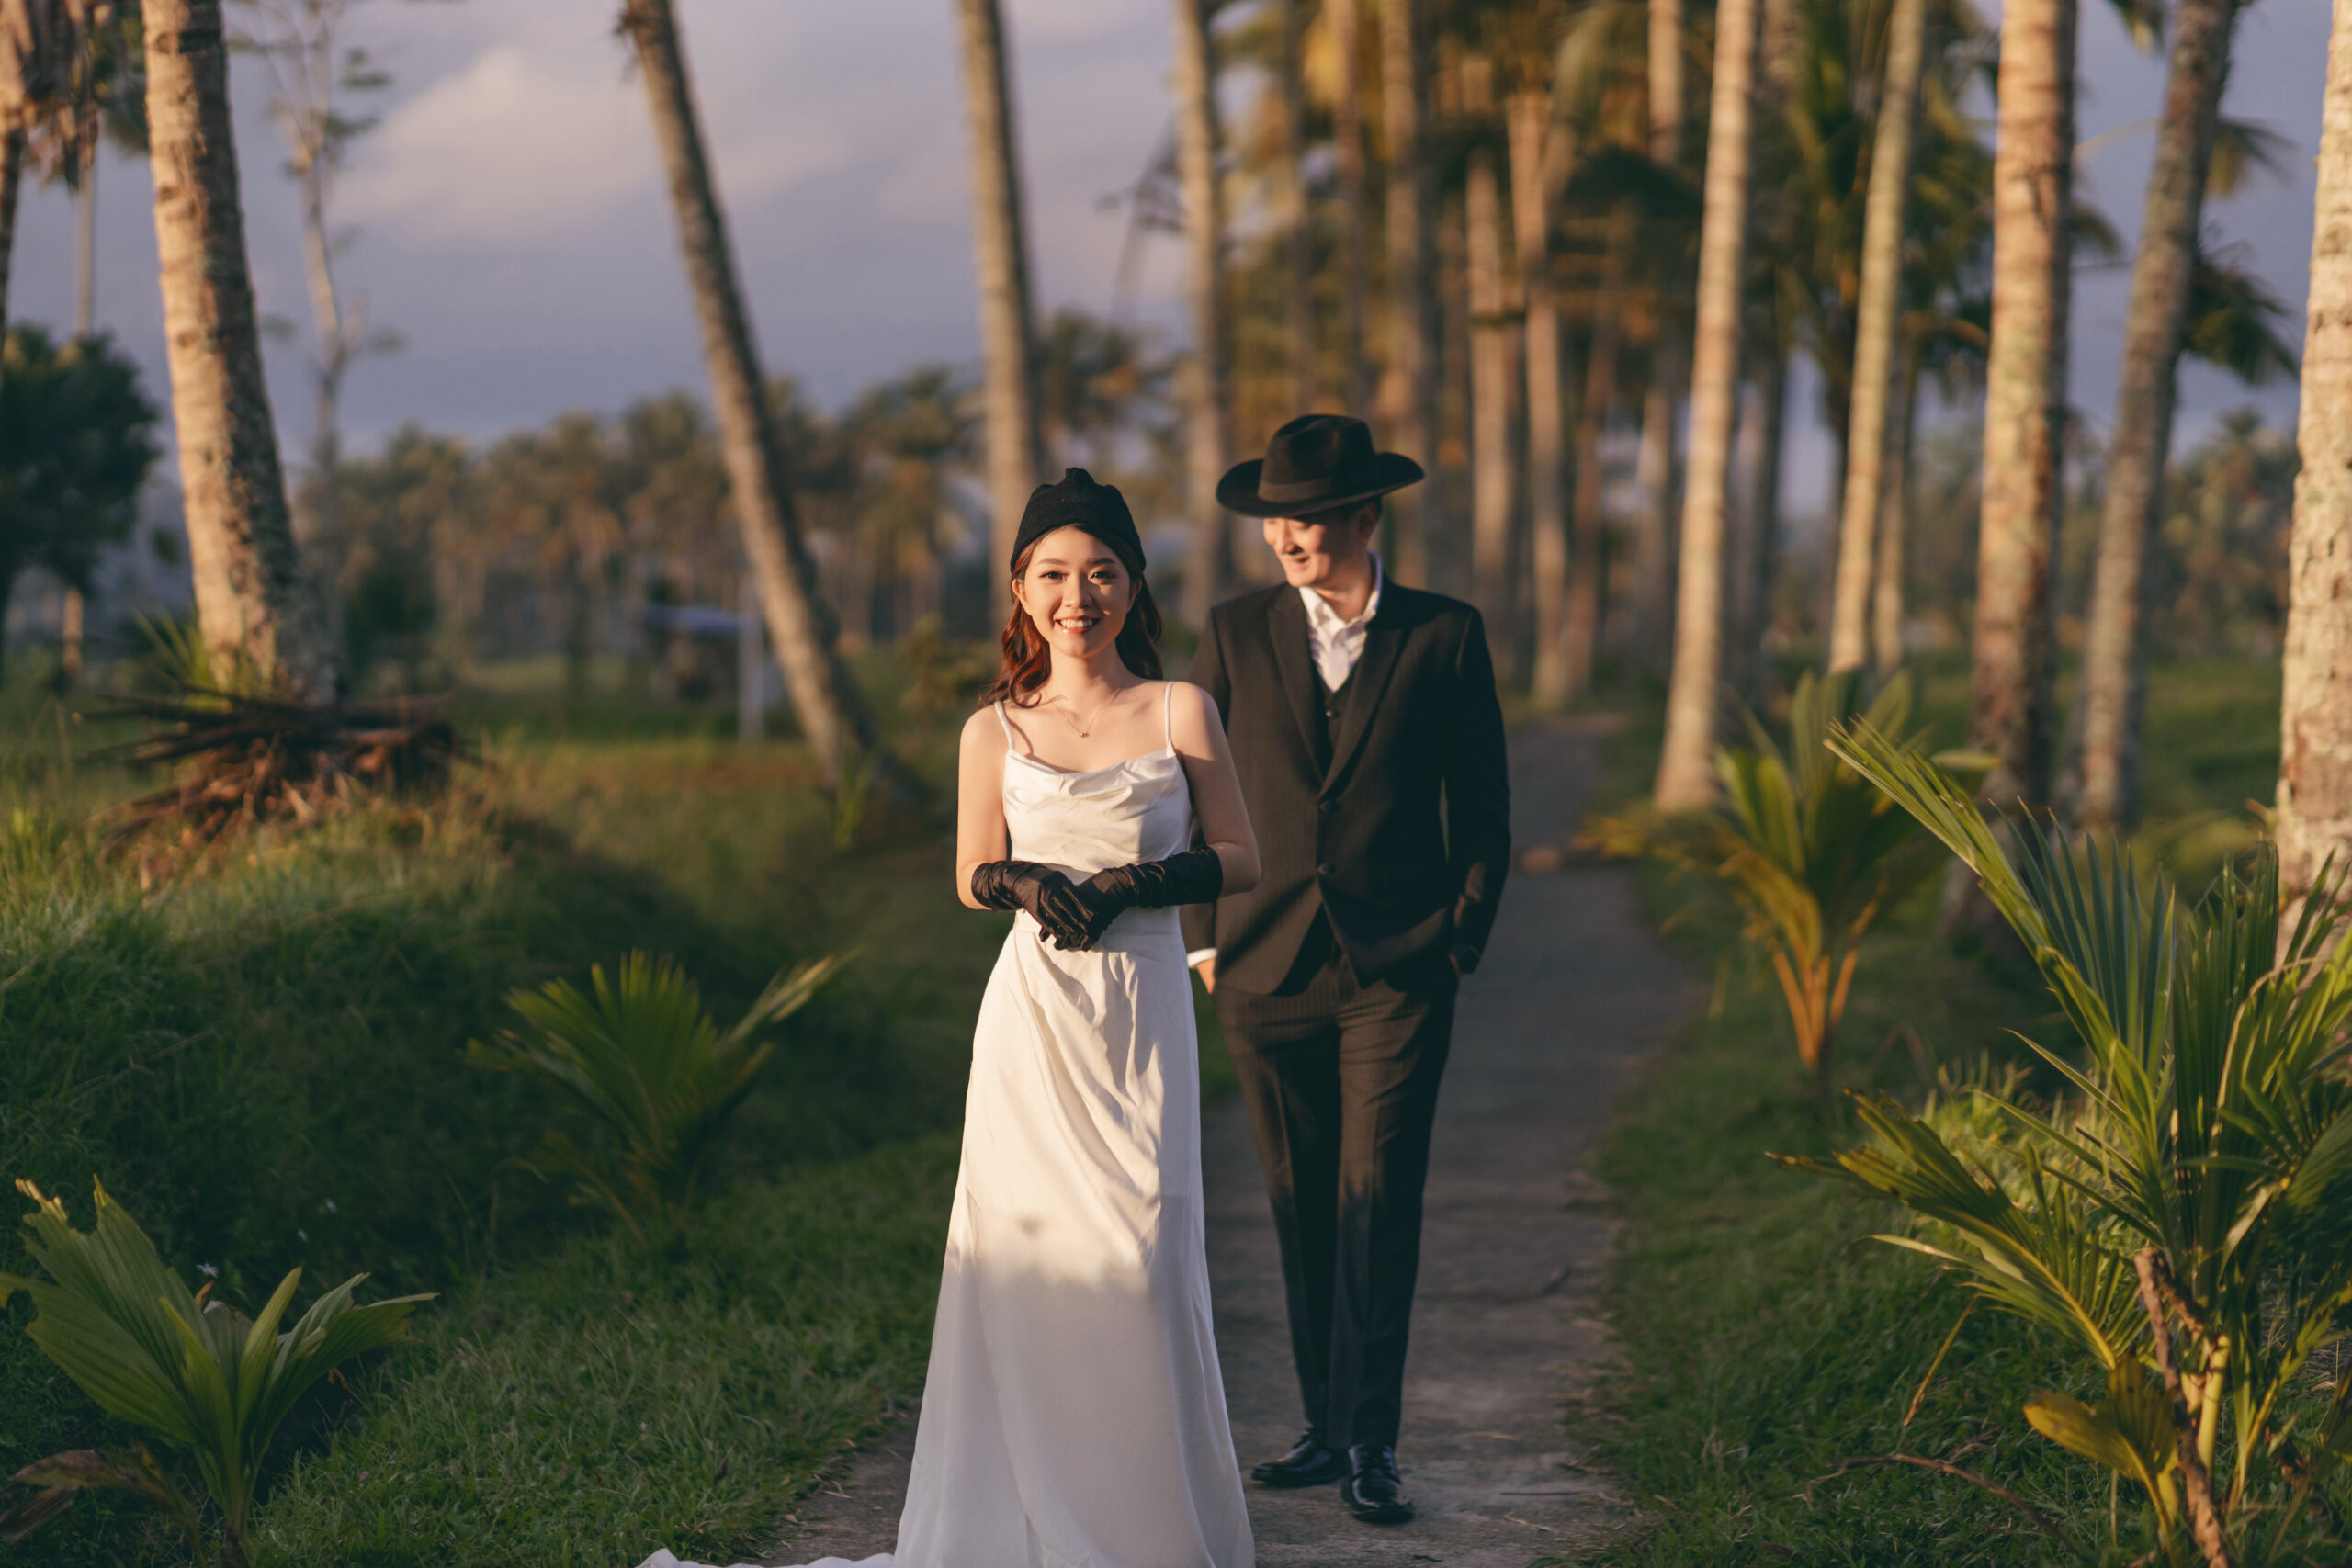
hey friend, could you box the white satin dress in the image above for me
[641,685,1253,1568]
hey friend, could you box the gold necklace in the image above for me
[1056,684,1129,737]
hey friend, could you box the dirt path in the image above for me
[769,717,1692,1567]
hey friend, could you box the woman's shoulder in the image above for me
[960,703,1011,753]
[1159,680,1223,736]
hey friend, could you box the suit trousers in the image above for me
[1215,927,1455,1451]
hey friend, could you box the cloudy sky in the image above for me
[4,0,2335,517]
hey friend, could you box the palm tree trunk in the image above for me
[1467,138,1515,629]
[1728,348,1788,705]
[1870,341,1917,675]
[1277,0,1317,410]
[1171,0,1235,626]
[1633,0,1684,671]
[1655,0,1760,809]
[1329,0,1374,417]
[954,0,1046,623]
[74,107,95,336]
[0,128,21,346]
[2277,0,2352,897]
[1970,0,2075,808]
[1566,205,1631,703]
[1378,0,1438,584]
[1826,0,1925,673]
[142,0,335,699]
[621,0,873,787]
[1510,90,1571,705]
[1649,0,1682,167]
[2076,0,2240,831]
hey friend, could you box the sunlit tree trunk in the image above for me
[143,0,335,698]
[621,0,873,787]
[1171,0,1235,625]
[74,105,93,333]
[1277,0,1317,410]
[1969,0,2075,807]
[1510,89,1571,704]
[1329,0,1374,417]
[1467,134,1515,632]
[2278,0,2352,897]
[1870,342,1917,675]
[1655,0,1759,809]
[1566,206,1630,702]
[1826,0,1925,672]
[2076,0,2240,831]
[1377,0,1438,583]
[954,0,1046,623]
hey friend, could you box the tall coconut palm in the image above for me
[1654,0,1760,809]
[1465,104,1517,631]
[1868,334,1918,672]
[1171,0,1235,626]
[2278,0,2352,896]
[954,0,1046,623]
[1509,86,1570,703]
[142,0,336,697]
[1825,0,1926,673]
[1969,0,2075,808]
[1564,204,1630,701]
[1631,0,1684,670]
[2074,0,2243,832]
[0,127,18,342]
[618,0,873,787]
[1275,0,1317,409]
[1328,0,1374,415]
[1378,0,1439,582]
[2,0,89,349]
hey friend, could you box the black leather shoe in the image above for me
[1250,1429,1349,1488]
[1341,1443,1414,1523]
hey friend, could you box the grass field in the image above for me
[1567,655,2344,1568]
[0,660,1010,1567]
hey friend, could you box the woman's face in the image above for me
[1013,526,1136,660]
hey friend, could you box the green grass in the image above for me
[0,660,1002,1567]
[1570,656,2324,1568]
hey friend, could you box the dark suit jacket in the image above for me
[1181,580,1510,995]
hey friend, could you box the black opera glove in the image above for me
[969,860,1097,950]
[1069,847,1227,950]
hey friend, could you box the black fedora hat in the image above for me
[1216,414,1424,519]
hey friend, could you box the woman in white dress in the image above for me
[644,468,1260,1568]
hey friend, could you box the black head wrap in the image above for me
[1011,468,1146,575]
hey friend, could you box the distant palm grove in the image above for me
[2,0,2338,844]
[3,0,2352,1565]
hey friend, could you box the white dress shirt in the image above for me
[1188,556,1383,970]
[1300,554,1384,692]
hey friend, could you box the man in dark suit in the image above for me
[1182,414,1510,1527]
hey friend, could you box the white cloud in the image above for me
[343,32,855,243]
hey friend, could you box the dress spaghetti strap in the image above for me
[993,699,1017,750]
[1162,682,1175,751]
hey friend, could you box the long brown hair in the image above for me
[979,532,1164,708]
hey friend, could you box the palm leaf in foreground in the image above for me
[1792,724,2352,1562]
[467,951,848,1247]
[0,1180,430,1567]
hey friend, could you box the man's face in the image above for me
[1261,504,1377,591]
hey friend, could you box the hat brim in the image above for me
[1214,451,1426,518]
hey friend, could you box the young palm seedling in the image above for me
[467,951,847,1248]
[1781,720,2352,1567]
[0,1180,431,1567]
[1592,670,1989,1084]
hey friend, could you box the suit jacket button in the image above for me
[1317,862,1334,877]
[1317,798,1335,813]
